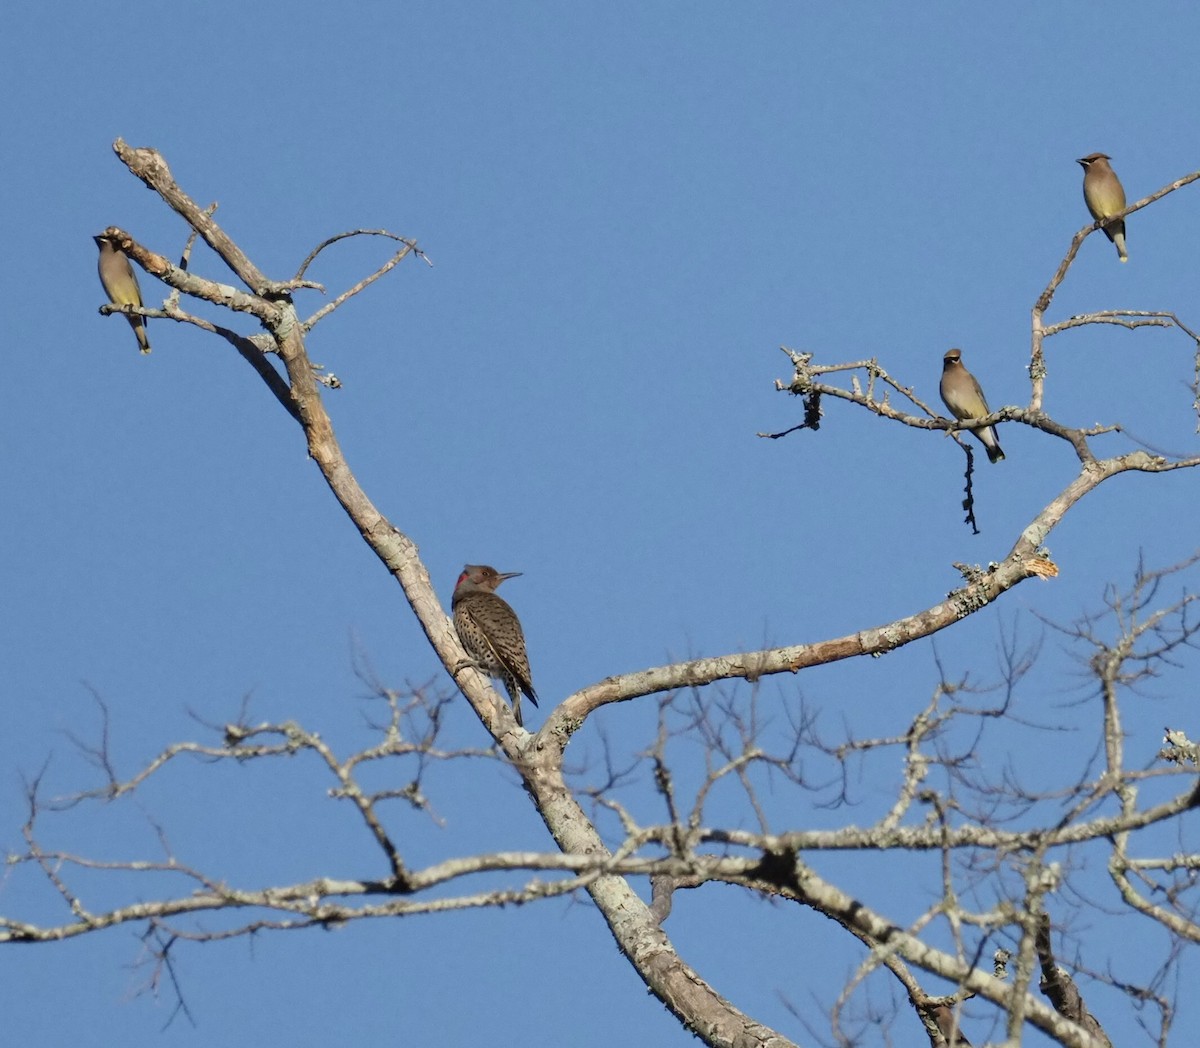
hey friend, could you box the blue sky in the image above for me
[3,4,1199,1046]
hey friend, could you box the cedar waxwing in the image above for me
[939,349,1005,464]
[1077,153,1128,262]
[94,234,151,353]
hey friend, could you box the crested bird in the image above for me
[1077,153,1128,262]
[940,348,1005,463]
[94,233,151,353]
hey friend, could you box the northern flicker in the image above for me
[1077,153,1128,262]
[94,233,151,353]
[939,348,1005,463]
[452,564,539,727]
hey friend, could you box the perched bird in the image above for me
[927,1003,973,1048]
[94,233,151,353]
[939,348,1005,463]
[452,564,539,727]
[1077,153,1128,262]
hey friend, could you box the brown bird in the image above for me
[939,349,1005,463]
[94,234,151,353]
[452,564,539,727]
[1077,153,1128,262]
[927,1003,973,1047]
